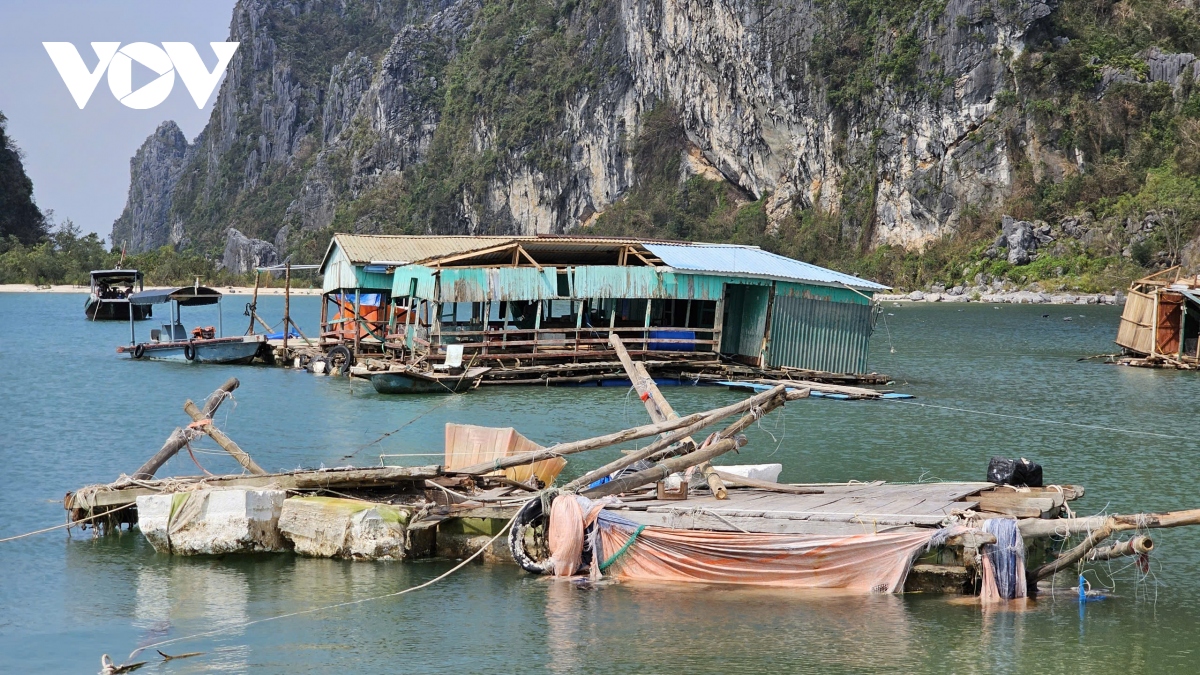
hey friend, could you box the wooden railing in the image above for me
[384,325,717,360]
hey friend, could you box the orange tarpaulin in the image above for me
[548,496,953,593]
[329,295,393,341]
[444,423,566,485]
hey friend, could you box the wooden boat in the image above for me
[116,285,267,364]
[84,269,151,321]
[370,367,491,394]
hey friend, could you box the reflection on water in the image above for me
[134,561,250,671]
[547,580,919,672]
[6,296,1200,672]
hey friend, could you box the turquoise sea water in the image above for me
[2,292,1199,673]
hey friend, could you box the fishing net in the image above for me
[980,518,1027,601]
[550,495,955,593]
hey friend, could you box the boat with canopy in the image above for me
[116,285,266,364]
[84,269,151,321]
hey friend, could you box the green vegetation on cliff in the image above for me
[598,0,1200,292]
[0,112,47,247]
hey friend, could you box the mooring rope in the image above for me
[340,396,460,461]
[884,399,1189,440]
[122,500,528,662]
[0,502,137,543]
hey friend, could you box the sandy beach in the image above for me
[0,284,321,295]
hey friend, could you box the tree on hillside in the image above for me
[0,112,47,245]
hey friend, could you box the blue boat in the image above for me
[117,285,267,364]
[370,366,491,394]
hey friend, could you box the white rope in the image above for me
[0,503,136,543]
[885,399,1188,440]
[126,501,527,661]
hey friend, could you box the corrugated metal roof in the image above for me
[320,234,516,270]
[643,244,890,292]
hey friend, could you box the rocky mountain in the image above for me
[113,0,1200,288]
[0,111,46,246]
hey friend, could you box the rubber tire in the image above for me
[509,499,550,574]
[183,343,196,361]
[132,344,145,359]
[326,345,355,376]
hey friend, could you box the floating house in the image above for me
[318,234,888,375]
[1116,267,1200,367]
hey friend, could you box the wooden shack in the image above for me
[318,235,515,354]
[340,235,890,375]
[1116,267,1200,367]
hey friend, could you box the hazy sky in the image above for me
[0,1,238,242]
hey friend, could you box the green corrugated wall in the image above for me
[766,293,875,373]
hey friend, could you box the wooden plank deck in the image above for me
[612,482,993,535]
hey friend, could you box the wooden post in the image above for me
[432,301,442,354]
[131,378,240,479]
[1151,288,1159,357]
[533,300,543,352]
[608,333,729,498]
[501,301,510,347]
[319,292,329,348]
[759,283,776,367]
[483,300,492,356]
[246,270,261,335]
[183,400,267,475]
[713,289,726,355]
[353,288,361,356]
[404,296,415,356]
[283,262,291,352]
[574,300,584,359]
[642,299,652,352]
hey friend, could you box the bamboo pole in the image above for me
[581,437,746,500]
[130,378,240,479]
[608,333,729,498]
[451,385,789,476]
[183,400,267,475]
[563,385,798,491]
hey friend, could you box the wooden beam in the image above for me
[581,437,745,499]
[67,466,443,511]
[609,333,729,498]
[430,241,521,268]
[451,385,790,476]
[130,378,240,479]
[516,244,542,269]
[183,400,267,475]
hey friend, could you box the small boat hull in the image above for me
[119,336,267,364]
[85,297,152,321]
[371,367,490,394]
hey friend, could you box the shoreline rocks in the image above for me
[877,290,1124,305]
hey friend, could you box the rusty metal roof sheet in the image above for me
[320,234,516,269]
[644,243,890,292]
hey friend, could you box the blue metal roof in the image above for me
[643,244,890,292]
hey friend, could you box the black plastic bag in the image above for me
[987,457,1044,487]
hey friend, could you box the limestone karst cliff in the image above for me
[113,0,1200,288]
